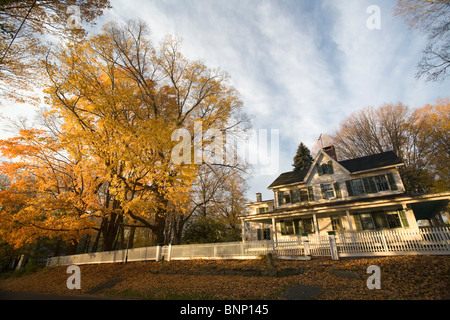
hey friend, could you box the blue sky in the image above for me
[2,0,449,201]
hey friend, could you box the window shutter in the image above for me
[307,186,315,201]
[316,163,324,176]
[387,173,398,190]
[327,161,334,174]
[398,210,409,228]
[280,220,286,235]
[363,177,377,193]
[291,189,300,204]
[353,214,363,231]
[334,182,342,198]
[345,181,354,197]
[277,191,283,206]
[320,184,326,199]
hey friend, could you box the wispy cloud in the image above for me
[2,0,446,201]
[102,0,449,200]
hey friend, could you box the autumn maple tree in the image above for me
[0,20,248,251]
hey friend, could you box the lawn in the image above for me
[0,255,449,300]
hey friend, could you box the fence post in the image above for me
[155,244,162,262]
[167,243,172,261]
[328,231,339,260]
[302,233,310,257]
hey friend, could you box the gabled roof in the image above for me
[268,150,403,189]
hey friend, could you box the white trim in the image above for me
[303,150,351,184]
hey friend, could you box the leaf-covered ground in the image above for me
[1,255,449,300]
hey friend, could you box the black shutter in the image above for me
[327,161,334,174]
[334,182,342,198]
[363,177,377,193]
[320,184,325,199]
[387,173,398,190]
[316,163,324,176]
[307,186,315,201]
[346,181,354,197]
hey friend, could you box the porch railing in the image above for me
[335,227,450,257]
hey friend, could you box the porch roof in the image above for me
[241,192,450,222]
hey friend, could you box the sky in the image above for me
[1,0,449,202]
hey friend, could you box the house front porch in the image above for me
[241,192,450,243]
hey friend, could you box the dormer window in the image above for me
[317,160,334,176]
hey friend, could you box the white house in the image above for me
[242,146,450,242]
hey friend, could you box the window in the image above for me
[331,216,343,231]
[317,161,334,176]
[374,175,389,191]
[283,192,291,204]
[302,218,315,234]
[321,183,335,199]
[353,210,409,231]
[280,218,315,235]
[256,207,269,214]
[280,220,296,235]
[386,211,402,228]
[359,213,375,230]
[297,187,314,203]
[346,173,399,197]
[277,191,292,206]
[257,228,271,240]
[290,189,301,204]
[372,211,389,229]
[347,179,365,196]
[299,189,308,202]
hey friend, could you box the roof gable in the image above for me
[303,149,349,183]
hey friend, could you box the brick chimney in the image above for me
[256,193,262,202]
[323,145,337,161]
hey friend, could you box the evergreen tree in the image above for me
[293,142,313,171]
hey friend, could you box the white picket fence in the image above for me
[46,227,450,267]
[336,227,450,257]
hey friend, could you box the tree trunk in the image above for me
[127,226,136,249]
[66,240,78,255]
[151,211,166,245]
[102,212,122,251]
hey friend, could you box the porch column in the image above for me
[271,218,278,245]
[241,220,246,242]
[402,204,420,230]
[346,210,354,232]
[313,213,319,235]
